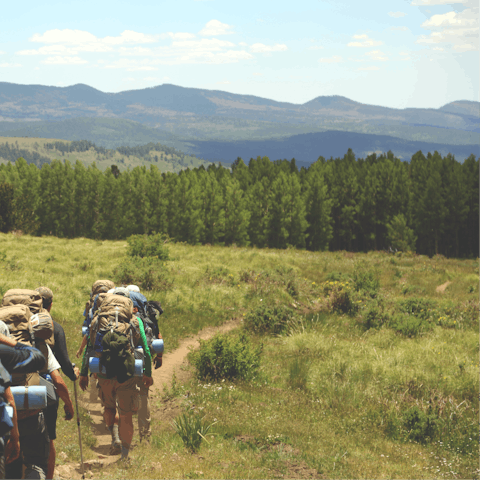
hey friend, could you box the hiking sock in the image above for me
[112,425,121,444]
[121,445,130,459]
[107,425,121,444]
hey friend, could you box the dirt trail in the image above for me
[436,281,452,293]
[54,318,241,479]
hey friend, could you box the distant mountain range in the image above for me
[0,82,478,164]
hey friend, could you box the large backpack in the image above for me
[83,280,115,318]
[0,304,52,388]
[89,294,141,381]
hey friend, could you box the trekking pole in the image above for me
[72,364,85,480]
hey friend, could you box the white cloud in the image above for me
[0,51,5,55]
[199,20,234,36]
[388,12,406,17]
[239,42,247,46]
[416,5,479,52]
[365,50,389,61]
[160,32,196,40]
[20,29,162,56]
[318,55,343,63]
[0,63,22,68]
[358,66,380,71]
[309,45,324,50]
[252,72,263,76]
[42,56,88,65]
[250,43,288,53]
[433,47,444,51]
[348,34,383,47]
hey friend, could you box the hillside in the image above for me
[0,136,213,172]
[0,83,478,141]
[0,234,477,479]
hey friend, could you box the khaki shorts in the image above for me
[97,376,139,415]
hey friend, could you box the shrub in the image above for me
[190,332,262,381]
[402,406,436,444]
[126,233,170,260]
[322,280,358,315]
[243,305,294,335]
[389,313,432,337]
[353,270,379,298]
[112,257,174,291]
[362,299,390,330]
[397,298,437,320]
[172,410,215,452]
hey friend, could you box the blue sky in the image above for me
[1,0,478,109]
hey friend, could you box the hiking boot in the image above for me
[109,440,122,455]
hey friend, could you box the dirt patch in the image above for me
[436,281,452,293]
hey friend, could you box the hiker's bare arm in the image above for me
[3,386,20,464]
[50,369,74,420]
[76,335,88,358]
[0,333,17,348]
[79,375,89,391]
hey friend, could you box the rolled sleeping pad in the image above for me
[89,357,144,377]
[151,339,164,354]
[136,339,163,355]
[10,386,48,410]
[5,405,13,419]
[82,326,89,336]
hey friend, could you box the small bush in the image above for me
[397,297,437,320]
[362,299,390,330]
[403,406,437,444]
[389,313,432,337]
[172,410,215,453]
[190,332,262,381]
[243,305,294,335]
[353,270,379,298]
[126,233,170,260]
[113,257,174,291]
[322,280,358,315]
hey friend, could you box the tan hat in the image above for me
[35,286,53,302]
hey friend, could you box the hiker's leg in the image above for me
[118,413,134,447]
[116,378,139,458]
[97,378,121,453]
[137,379,151,441]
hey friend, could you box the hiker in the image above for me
[0,289,55,480]
[35,287,77,480]
[128,290,163,442]
[0,326,47,479]
[77,280,115,359]
[79,289,153,461]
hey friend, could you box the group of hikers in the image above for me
[0,279,164,479]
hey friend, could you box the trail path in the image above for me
[436,281,452,293]
[54,318,241,479]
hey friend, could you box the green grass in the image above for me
[0,234,477,478]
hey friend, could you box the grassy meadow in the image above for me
[0,232,478,479]
[0,136,209,172]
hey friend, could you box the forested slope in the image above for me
[0,149,477,257]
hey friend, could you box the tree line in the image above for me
[0,149,477,257]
